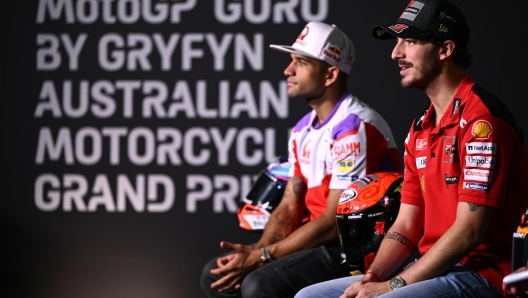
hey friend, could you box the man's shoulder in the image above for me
[339,94,389,124]
[292,111,314,132]
[463,85,523,143]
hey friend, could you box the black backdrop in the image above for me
[1,1,527,297]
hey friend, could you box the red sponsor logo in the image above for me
[322,44,342,62]
[464,169,492,182]
[465,170,490,177]
[301,140,311,158]
[416,138,427,150]
[297,26,309,41]
[295,26,309,46]
[333,142,361,157]
[388,24,409,33]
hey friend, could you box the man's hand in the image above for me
[339,275,390,298]
[503,263,528,297]
[209,241,262,292]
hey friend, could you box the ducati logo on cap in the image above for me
[298,26,309,40]
[389,24,409,33]
[295,26,309,46]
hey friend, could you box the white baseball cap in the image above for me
[270,21,356,74]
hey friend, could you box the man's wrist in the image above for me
[365,271,385,282]
[261,246,274,265]
[388,275,406,291]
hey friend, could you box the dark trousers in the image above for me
[200,245,348,298]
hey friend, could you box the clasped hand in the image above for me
[210,241,262,292]
[340,275,390,298]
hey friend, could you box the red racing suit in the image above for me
[400,76,528,291]
[288,92,400,220]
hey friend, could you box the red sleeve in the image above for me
[458,116,517,208]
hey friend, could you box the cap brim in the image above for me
[372,24,433,40]
[269,44,320,61]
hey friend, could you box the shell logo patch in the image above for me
[472,120,492,140]
[421,176,425,192]
[338,159,355,172]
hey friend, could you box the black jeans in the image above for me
[200,245,348,298]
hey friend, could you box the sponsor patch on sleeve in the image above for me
[337,159,355,173]
[462,182,488,192]
[465,155,494,168]
[463,169,492,182]
[334,175,359,181]
[472,120,493,140]
[332,141,362,158]
[465,142,496,155]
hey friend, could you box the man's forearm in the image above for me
[366,203,425,281]
[398,203,494,285]
[264,189,343,260]
[366,229,420,281]
[255,176,307,249]
[264,211,338,259]
[256,203,303,248]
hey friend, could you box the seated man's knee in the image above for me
[200,257,220,291]
[241,269,273,298]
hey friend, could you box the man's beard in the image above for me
[400,48,441,90]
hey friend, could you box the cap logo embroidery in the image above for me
[405,7,420,15]
[389,24,409,33]
[295,26,309,46]
[400,1,424,21]
[439,24,448,33]
[322,43,342,62]
[298,26,309,40]
[375,28,388,37]
[439,11,457,23]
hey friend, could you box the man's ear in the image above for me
[325,66,340,87]
[439,40,456,61]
